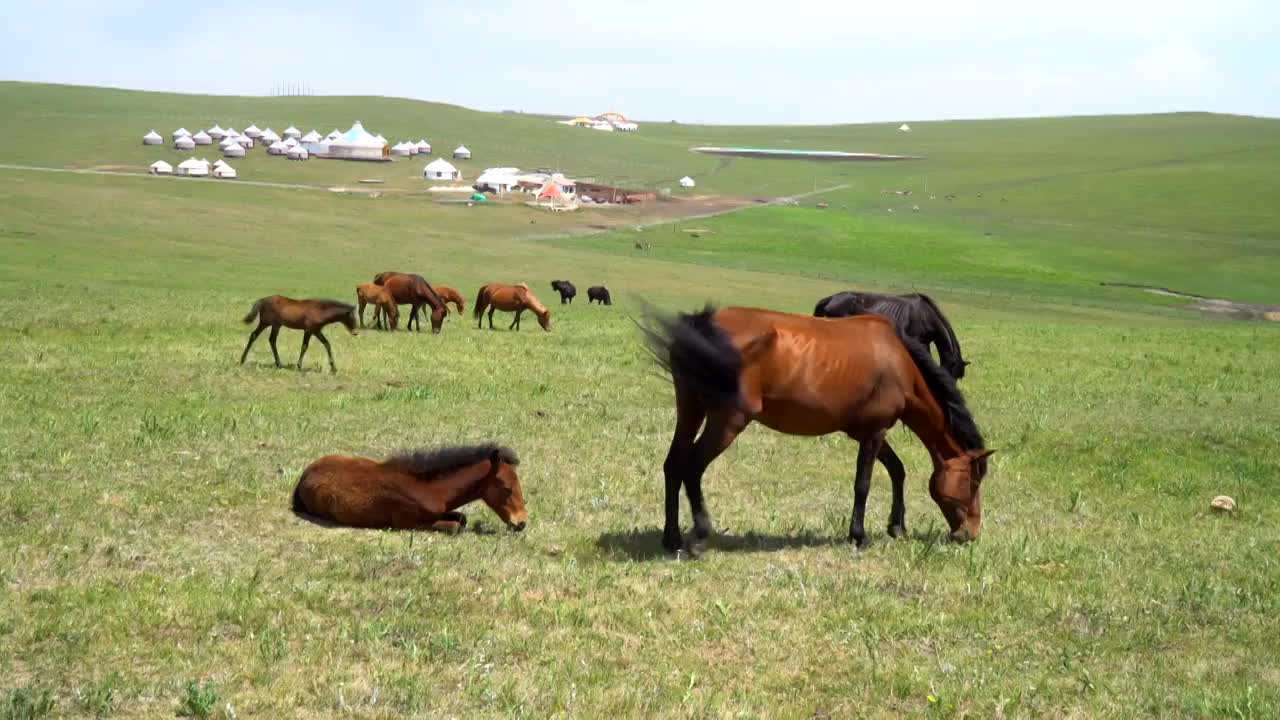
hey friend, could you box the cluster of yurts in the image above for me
[142,122,455,162]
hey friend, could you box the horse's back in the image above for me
[295,455,410,527]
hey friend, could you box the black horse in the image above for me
[814,290,971,539]
[550,280,577,304]
[587,286,612,305]
[814,291,968,379]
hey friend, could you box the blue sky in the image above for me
[3,1,1278,124]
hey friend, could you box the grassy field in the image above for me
[2,84,1280,718]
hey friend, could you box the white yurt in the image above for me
[898,123,912,132]
[390,142,412,157]
[475,167,520,193]
[416,139,431,155]
[374,134,386,145]
[424,158,460,181]
[142,130,163,145]
[243,124,262,139]
[214,164,237,179]
[208,124,226,140]
[192,130,212,145]
[406,141,420,155]
[213,159,229,169]
[172,127,192,139]
[286,145,309,160]
[301,130,322,143]
[326,121,389,161]
[260,128,280,143]
[224,127,240,138]
[282,137,299,149]
[176,158,209,177]
[219,137,239,152]
[325,128,342,142]
[283,125,301,139]
[223,144,246,158]
[590,121,614,131]
[679,176,696,188]
[453,145,471,159]
[236,135,253,148]
[175,135,196,150]
[150,160,173,174]
[268,140,289,155]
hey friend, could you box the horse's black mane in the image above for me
[385,443,519,477]
[897,333,984,451]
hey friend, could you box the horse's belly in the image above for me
[754,399,846,436]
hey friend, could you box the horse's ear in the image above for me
[968,449,995,461]
[963,360,973,367]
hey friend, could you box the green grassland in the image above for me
[1,84,1279,718]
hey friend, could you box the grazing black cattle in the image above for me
[550,280,577,304]
[813,290,968,380]
[587,286,612,305]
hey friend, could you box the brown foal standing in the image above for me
[355,282,400,330]
[240,295,357,373]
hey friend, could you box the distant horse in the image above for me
[373,271,447,333]
[433,285,466,315]
[588,286,612,305]
[355,282,400,330]
[814,291,968,380]
[292,443,528,532]
[240,295,357,373]
[550,280,577,304]
[474,283,552,331]
[642,305,992,557]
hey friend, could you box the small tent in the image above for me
[150,160,173,174]
[416,139,431,154]
[405,141,420,155]
[207,124,226,140]
[325,128,342,142]
[268,140,289,155]
[423,158,460,181]
[282,137,299,149]
[213,159,229,169]
[453,145,471,159]
[259,128,280,143]
[142,130,163,145]
[213,164,237,179]
[243,124,262,138]
[679,176,695,188]
[286,145,309,160]
[219,137,239,151]
[172,127,192,139]
[283,126,301,139]
[224,127,239,138]
[223,144,245,158]
[236,135,253,148]
[391,142,412,157]
[192,130,213,145]
[898,123,911,132]
[174,135,196,150]
[176,158,209,177]
[301,130,322,143]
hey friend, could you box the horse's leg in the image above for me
[296,332,311,371]
[440,511,467,528]
[682,408,749,557]
[268,326,282,367]
[879,441,908,538]
[315,330,337,373]
[487,306,496,329]
[847,431,886,547]
[239,322,266,364]
[509,309,522,330]
[358,299,366,328]
[662,382,706,555]
[409,303,420,332]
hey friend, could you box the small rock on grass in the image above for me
[1210,495,1236,513]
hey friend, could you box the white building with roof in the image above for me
[192,130,212,145]
[142,130,163,145]
[213,163,237,179]
[452,145,471,159]
[424,158,461,181]
[679,176,696,188]
[268,140,289,155]
[326,121,389,161]
[243,124,262,138]
[259,128,281,143]
[174,135,196,150]
[301,130,322,143]
[287,145,310,160]
[474,167,521,193]
[283,126,301,139]
[150,160,173,174]
[416,139,431,155]
[172,127,191,139]
[176,158,209,176]
[223,144,245,158]
[207,124,226,140]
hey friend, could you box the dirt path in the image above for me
[1102,282,1280,321]
[0,163,324,192]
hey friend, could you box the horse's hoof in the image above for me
[948,528,973,544]
[887,524,907,539]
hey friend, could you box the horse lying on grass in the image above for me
[241,295,357,373]
[292,443,528,532]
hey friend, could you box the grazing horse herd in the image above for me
[240,275,987,556]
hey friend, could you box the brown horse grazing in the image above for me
[373,271,447,333]
[433,285,466,315]
[642,305,992,557]
[241,296,357,373]
[292,444,528,532]
[474,283,552,331]
[355,282,400,330]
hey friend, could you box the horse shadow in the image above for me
[594,527,837,562]
[290,510,502,536]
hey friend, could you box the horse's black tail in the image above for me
[915,293,967,378]
[291,480,307,514]
[639,304,742,408]
[473,286,488,320]
[243,298,265,324]
[898,329,984,452]
[813,294,835,317]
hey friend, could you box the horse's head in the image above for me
[341,308,358,336]
[931,449,994,543]
[480,455,528,531]
[536,309,552,332]
[947,358,972,380]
